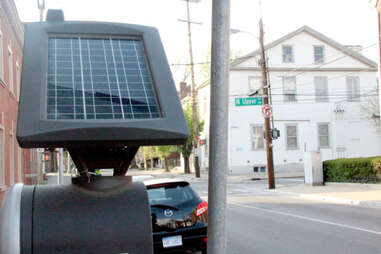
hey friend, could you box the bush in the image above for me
[323,156,381,183]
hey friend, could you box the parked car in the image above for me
[143,178,208,254]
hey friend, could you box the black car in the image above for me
[143,178,208,254]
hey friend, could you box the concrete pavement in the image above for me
[45,167,381,209]
[226,195,381,254]
[128,167,381,209]
[190,177,381,254]
[274,182,381,208]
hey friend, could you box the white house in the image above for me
[197,26,381,175]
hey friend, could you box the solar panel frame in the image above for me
[46,36,162,121]
[17,21,189,148]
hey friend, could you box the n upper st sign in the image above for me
[235,97,263,106]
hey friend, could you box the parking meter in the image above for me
[1,178,152,254]
[0,9,189,254]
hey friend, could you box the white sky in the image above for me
[15,0,380,85]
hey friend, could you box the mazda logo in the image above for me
[164,209,173,217]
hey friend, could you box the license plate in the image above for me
[162,235,182,248]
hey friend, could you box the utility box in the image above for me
[304,151,323,186]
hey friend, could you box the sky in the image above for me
[15,0,380,85]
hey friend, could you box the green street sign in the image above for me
[235,97,263,106]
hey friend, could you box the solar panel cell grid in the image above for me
[47,37,161,120]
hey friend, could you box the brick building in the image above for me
[0,0,39,203]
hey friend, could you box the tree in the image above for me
[361,92,381,135]
[178,104,204,174]
[156,146,175,172]
[141,146,157,169]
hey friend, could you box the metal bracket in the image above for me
[68,146,140,178]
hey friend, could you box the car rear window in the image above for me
[146,182,198,207]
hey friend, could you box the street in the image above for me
[190,179,381,254]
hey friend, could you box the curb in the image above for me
[270,190,363,206]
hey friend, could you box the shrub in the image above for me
[323,156,381,183]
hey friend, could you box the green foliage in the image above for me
[155,146,175,159]
[177,103,204,159]
[323,157,381,183]
[141,146,157,160]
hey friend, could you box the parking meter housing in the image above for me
[0,177,153,254]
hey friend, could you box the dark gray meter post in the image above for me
[17,10,189,175]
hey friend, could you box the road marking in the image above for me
[230,202,381,236]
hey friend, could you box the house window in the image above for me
[318,123,330,148]
[346,76,360,101]
[10,134,14,186]
[286,124,298,149]
[314,45,325,64]
[0,30,3,83]
[8,46,14,94]
[0,128,4,187]
[314,76,328,102]
[16,61,20,101]
[250,124,264,150]
[283,76,297,102]
[248,76,262,96]
[282,45,294,63]
[18,147,22,182]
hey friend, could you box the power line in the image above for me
[170,39,379,68]
[270,68,378,92]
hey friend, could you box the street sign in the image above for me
[235,97,263,106]
[262,104,272,117]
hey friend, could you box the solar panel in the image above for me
[47,37,161,120]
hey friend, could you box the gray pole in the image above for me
[37,0,45,22]
[37,0,46,182]
[208,0,230,253]
[58,149,64,184]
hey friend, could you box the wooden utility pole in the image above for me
[185,0,201,177]
[259,18,275,189]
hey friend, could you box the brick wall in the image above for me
[0,0,39,204]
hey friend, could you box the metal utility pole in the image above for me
[208,0,230,253]
[259,19,275,189]
[58,149,64,184]
[37,0,45,22]
[37,0,46,183]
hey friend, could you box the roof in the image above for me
[231,25,378,69]
[194,26,378,90]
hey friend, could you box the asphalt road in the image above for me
[190,179,381,254]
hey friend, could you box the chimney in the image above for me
[179,82,187,99]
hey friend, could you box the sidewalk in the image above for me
[46,169,381,209]
[130,168,381,209]
[273,182,381,208]
[127,168,303,182]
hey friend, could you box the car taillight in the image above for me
[196,201,208,216]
